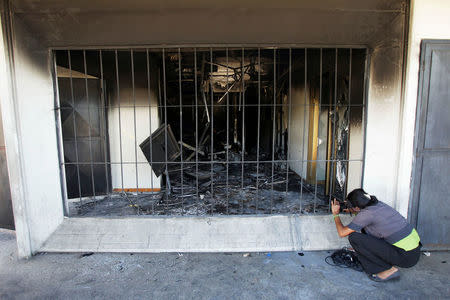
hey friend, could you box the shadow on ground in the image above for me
[0,229,448,299]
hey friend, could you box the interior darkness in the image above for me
[55,48,366,216]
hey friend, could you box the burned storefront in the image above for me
[54,47,367,217]
[1,0,414,256]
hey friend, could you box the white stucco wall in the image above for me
[288,87,309,179]
[108,86,161,190]
[363,11,406,209]
[0,13,64,257]
[397,0,450,217]
[347,122,363,193]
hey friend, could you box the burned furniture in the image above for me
[140,124,180,177]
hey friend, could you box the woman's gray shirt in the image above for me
[347,201,414,244]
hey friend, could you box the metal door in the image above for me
[410,40,450,250]
[58,77,110,199]
[0,107,14,229]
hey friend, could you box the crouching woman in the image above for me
[331,188,421,282]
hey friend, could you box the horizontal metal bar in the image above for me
[50,44,369,51]
[56,103,366,109]
[61,159,364,165]
[421,148,450,153]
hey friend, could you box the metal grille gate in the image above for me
[53,47,368,217]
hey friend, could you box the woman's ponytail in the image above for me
[346,188,378,209]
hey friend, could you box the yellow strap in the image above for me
[393,229,420,251]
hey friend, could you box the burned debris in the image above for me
[139,124,181,177]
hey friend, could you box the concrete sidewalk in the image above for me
[0,229,448,299]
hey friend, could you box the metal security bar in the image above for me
[53,47,368,217]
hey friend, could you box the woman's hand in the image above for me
[331,198,356,237]
[331,198,340,215]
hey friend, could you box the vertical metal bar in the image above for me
[328,48,338,212]
[52,52,69,215]
[361,49,370,187]
[83,51,96,200]
[68,50,83,204]
[345,49,352,199]
[178,48,184,213]
[241,47,245,214]
[255,48,261,213]
[210,48,214,214]
[115,50,125,193]
[158,71,163,125]
[99,50,110,197]
[313,48,322,213]
[105,59,113,198]
[226,48,230,214]
[194,49,199,214]
[285,49,292,208]
[271,48,276,214]
[162,48,169,212]
[146,49,155,214]
[131,50,139,212]
[300,48,307,213]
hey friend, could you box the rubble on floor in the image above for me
[74,158,331,216]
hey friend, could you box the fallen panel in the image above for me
[139,124,180,177]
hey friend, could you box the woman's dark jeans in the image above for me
[348,232,421,274]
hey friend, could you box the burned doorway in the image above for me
[53,47,367,216]
[56,51,110,200]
